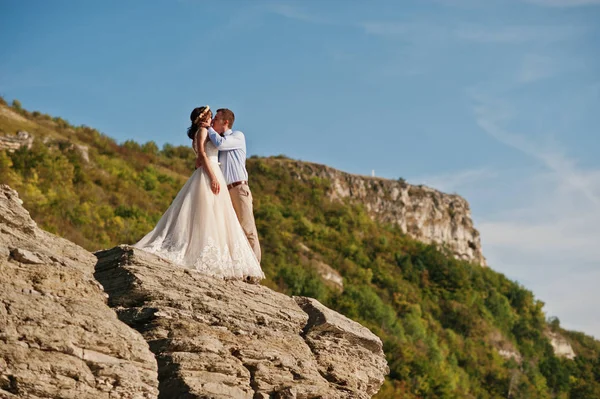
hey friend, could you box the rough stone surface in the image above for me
[279,159,487,266]
[294,297,388,397]
[545,331,576,360]
[94,245,389,399]
[0,185,158,398]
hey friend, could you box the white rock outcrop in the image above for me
[0,131,33,152]
[545,331,576,360]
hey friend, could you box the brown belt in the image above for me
[227,180,248,190]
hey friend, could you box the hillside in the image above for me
[1,97,600,398]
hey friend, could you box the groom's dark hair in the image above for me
[216,108,235,128]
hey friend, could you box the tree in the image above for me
[142,141,159,156]
[548,316,560,332]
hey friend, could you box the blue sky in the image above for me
[1,0,599,338]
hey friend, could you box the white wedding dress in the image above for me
[133,134,264,280]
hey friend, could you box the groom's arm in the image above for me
[207,127,246,151]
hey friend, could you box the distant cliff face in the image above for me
[277,159,487,266]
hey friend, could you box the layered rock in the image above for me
[0,185,158,398]
[277,159,486,266]
[95,246,388,398]
[0,131,33,152]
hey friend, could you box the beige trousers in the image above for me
[229,183,261,263]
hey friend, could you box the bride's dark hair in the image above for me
[187,106,212,140]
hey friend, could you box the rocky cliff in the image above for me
[275,159,486,266]
[0,185,158,398]
[0,184,388,398]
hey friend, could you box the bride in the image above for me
[133,106,264,281]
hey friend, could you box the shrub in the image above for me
[11,99,22,110]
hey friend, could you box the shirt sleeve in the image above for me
[207,127,246,151]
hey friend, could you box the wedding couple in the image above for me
[133,106,264,281]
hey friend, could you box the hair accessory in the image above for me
[194,105,211,124]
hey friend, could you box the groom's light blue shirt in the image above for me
[207,127,249,185]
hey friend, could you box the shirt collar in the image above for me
[223,129,233,136]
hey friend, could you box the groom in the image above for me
[206,108,261,263]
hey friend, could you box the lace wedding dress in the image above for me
[133,134,264,280]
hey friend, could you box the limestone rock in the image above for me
[0,131,33,152]
[545,330,576,360]
[9,248,44,264]
[294,297,388,396]
[277,159,486,266]
[74,144,90,163]
[94,245,389,398]
[0,185,158,398]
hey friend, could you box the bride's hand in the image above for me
[210,177,220,195]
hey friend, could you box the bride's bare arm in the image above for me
[195,135,203,169]
[196,127,220,194]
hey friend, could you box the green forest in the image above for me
[1,97,599,398]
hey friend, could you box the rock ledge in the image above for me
[94,245,388,398]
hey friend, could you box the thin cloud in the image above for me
[480,212,600,261]
[266,3,335,25]
[266,4,587,52]
[412,168,497,194]
[361,21,584,47]
[474,95,600,206]
[456,25,585,43]
[523,0,600,7]
[519,54,557,83]
[519,53,584,83]
[471,93,600,337]
[432,0,489,6]
[361,21,412,36]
